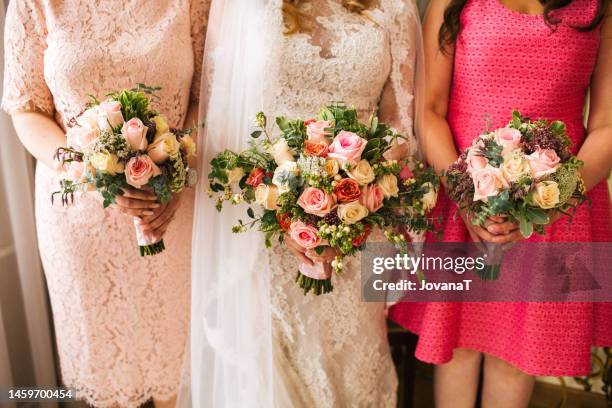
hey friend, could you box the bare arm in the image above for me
[10,111,66,170]
[578,9,612,191]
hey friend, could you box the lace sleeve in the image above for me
[378,0,420,155]
[2,0,54,116]
[189,0,212,103]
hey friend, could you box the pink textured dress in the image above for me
[390,0,612,376]
[2,0,209,406]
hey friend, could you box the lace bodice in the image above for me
[262,1,420,406]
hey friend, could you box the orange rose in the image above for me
[276,212,292,231]
[352,223,372,247]
[304,140,329,157]
[333,178,361,203]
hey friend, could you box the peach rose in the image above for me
[528,148,560,178]
[304,140,329,157]
[328,131,368,167]
[494,127,522,156]
[66,125,99,152]
[122,118,149,152]
[148,132,181,164]
[306,120,332,143]
[97,100,124,130]
[466,149,488,173]
[125,155,162,188]
[472,167,509,202]
[360,184,384,212]
[530,180,560,209]
[297,187,337,216]
[289,221,323,250]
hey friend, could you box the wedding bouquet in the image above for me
[208,104,439,295]
[52,84,197,256]
[446,111,587,279]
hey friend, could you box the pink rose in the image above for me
[122,118,149,151]
[125,155,161,188]
[472,167,509,202]
[306,120,332,143]
[399,165,414,180]
[528,148,560,178]
[327,131,368,167]
[289,221,323,250]
[98,100,125,130]
[494,127,522,155]
[360,184,384,212]
[466,149,488,173]
[66,125,99,151]
[65,161,86,183]
[297,187,337,217]
[383,139,410,162]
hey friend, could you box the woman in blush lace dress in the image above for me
[2,1,210,406]
[189,0,421,406]
[390,0,612,407]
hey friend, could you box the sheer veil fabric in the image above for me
[185,0,289,406]
[185,0,425,406]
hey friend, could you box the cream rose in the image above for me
[255,184,280,210]
[531,180,560,209]
[268,139,294,166]
[337,201,369,225]
[77,107,100,129]
[90,152,124,175]
[147,132,181,164]
[421,182,438,211]
[324,159,340,177]
[501,150,531,182]
[227,167,245,184]
[180,134,197,157]
[346,160,375,185]
[377,174,399,198]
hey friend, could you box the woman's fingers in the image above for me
[111,205,155,217]
[149,216,175,242]
[115,195,161,210]
[472,225,516,244]
[488,215,506,223]
[284,235,314,266]
[305,248,336,264]
[121,188,157,201]
[486,221,519,235]
[140,204,177,232]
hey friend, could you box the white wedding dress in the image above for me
[188,1,421,407]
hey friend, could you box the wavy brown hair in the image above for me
[283,0,370,34]
[439,0,610,51]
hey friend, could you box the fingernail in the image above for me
[152,204,161,208]
[143,211,154,216]
[134,218,142,224]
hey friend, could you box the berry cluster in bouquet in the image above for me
[446,111,588,280]
[52,84,198,256]
[208,104,439,295]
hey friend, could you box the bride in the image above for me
[188,0,422,406]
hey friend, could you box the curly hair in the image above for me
[439,0,610,52]
[282,0,370,34]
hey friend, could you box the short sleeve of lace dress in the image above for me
[377,0,420,155]
[189,0,212,103]
[2,0,54,115]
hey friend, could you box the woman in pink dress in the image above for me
[2,1,210,406]
[390,0,612,406]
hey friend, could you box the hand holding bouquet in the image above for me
[52,84,198,256]
[446,111,587,279]
[208,104,439,295]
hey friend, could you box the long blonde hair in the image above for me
[282,0,370,34]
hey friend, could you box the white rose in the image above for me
[346,159,375,185]
[227,167,245,184]
[268,139,294,166]
[501,150,531,182]
[377,174,399,198]
[255,184,280,210]
[337,201,369,225]
[421,182,437,211]
[77,107,101,129]
[324,159,340,177]
[97,100,124,130]
[531,181,560,209]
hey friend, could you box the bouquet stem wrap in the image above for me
[479,242,504,281]
[296,262,333,295]
[134,218,165,256]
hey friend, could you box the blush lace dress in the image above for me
[2,0,210,406]
[261,0,419,405]
[390,0,612,376]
